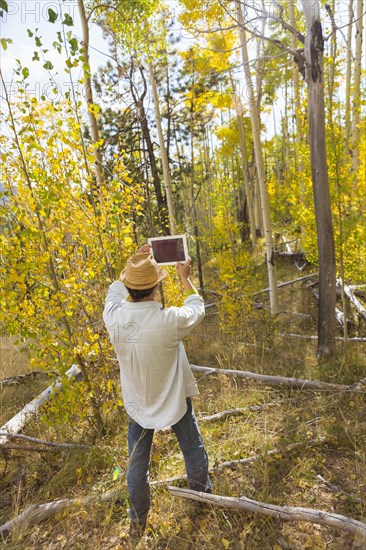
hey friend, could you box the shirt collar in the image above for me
[122,301,163,309]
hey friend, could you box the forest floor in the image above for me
[0,259,365,550]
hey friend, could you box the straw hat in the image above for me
[120,253,166,290]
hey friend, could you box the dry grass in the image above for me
[0,264,365,549]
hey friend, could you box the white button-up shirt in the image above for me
[103,281,205,429]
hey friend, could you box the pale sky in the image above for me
[1,1,112,103]
[1,1,362,140]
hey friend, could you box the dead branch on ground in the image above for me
[0,432,90,450]
[190,365,365,392]
[0,365,81,446]
[168,486,366,542]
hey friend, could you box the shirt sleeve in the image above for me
[103,281,129,325]
[175,293,205,340]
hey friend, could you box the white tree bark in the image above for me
[148,63,176,234]
[338,278,366,321]
[350,0,364,170]
[345,0,354,147]
[190,364,364,392]
[0,365,81,445]
[77,0,104,193]
[237,0,278,313]
[168,487,366,542]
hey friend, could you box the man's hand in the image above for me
[176,258,197,294]
[176,258,191,282]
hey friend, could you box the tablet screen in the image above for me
[148,235,188,266]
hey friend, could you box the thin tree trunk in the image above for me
[237,0,278,313]
[288,0,305,230]
[301,0,337,357]
[350,0,364,170]
[77,0,104,197]
[129,66,168,233]
[253,165,262,236]
[326,3,348,340]
[190,150,204,293]
[288,0,304,143]
[231,75,256,245]
[344,0,354,149]
[148,63,176,234]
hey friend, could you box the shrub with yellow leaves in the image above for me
[0,99,145,433]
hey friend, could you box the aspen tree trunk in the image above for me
[230,76,256,245]
[301,0,337,357]
[350,0,364,171]
[288,0,304,143]
[77,0,104,195]
[327,2,348,340]
[253,170,263,236]
[189,106,204,292]
[344,0,354,148]
[129,66,168,233]
[237,0,278,313]
[288,0,306,232]
[204,125,214,235]
[148,63,176,234]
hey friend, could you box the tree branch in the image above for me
[190,364,366,392]
[0,432,90,450]
[168,486,366,542]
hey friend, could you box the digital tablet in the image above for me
[148,234,188,266]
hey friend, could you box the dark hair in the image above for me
[125,286,156,301]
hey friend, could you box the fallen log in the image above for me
[0,365,81,446]
[168,487,366,542]
[338,278,366,322]
[0,438,323,536]
[253,273,317,295]
[0,371,54,385]
[277,333,366,342]
[0,490,118,538]
[190,364,365,392]
[278,237,308,272]
[277,251,307,261]
[151,439,325,486]
[198,399,293,422]
[199,407,258,422]
[0,432,90,450]
[0,444,57,453]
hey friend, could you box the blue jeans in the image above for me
[126,397,211,522]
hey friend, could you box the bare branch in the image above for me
[0,432,90,450]
[190,364,366,392]
[168,486,366,541]
[317,474,366,506]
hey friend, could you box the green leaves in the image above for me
[0,37,12,50]
[48,8,73,26]
[63,13,74,27]
[0,0,8,17]
[48,8,58,23]
[69,37,79,53]
[43,61,54,71]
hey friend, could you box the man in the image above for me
[103,245,211,538]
